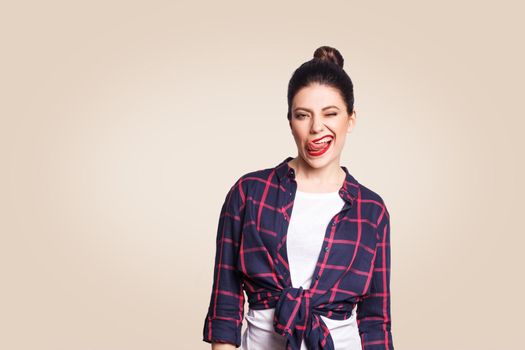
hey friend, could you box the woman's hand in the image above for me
[211,342,237,350]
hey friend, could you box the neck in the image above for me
[289,156,345,187]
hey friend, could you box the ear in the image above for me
[347,109,357,133]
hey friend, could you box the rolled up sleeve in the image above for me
[357,203,394,350]
[202,178,246,347]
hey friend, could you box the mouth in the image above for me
[306,135,334,157]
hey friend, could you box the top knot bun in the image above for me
[313,46,344,69]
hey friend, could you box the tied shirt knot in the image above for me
[272,286,335,350]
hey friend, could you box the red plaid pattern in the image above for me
[203,156,394,349]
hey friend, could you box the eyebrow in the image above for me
[293,105,340,113]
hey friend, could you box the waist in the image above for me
[246,306,358,332]
[247,287,357,321]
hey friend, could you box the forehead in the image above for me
[292,84,344,109]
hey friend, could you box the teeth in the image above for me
[314,138,332,144]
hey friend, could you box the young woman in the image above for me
[203,46,394,350]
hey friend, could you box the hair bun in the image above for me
[313,46,344,69]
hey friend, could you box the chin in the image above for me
[301,154,334,168]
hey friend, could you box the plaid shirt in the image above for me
[203,156,394,350]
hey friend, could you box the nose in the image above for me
[310,115,325,134]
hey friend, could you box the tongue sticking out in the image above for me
[307,140,331,151]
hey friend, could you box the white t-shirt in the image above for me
[240,190,362,350]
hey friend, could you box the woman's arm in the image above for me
[356,202,394,350]
[202,177,246,348]
[211,343,237,350]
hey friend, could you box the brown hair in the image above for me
[287,46,354,121]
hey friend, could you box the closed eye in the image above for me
[295,113,336,119]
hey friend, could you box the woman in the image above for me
[203,46,394,350]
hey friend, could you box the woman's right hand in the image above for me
[211,342,237,350]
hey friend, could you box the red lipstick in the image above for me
[306,135,334,157]
[310,135,333,143]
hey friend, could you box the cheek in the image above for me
[333,131,348,148]
[290,126,307,142]
[335,133,347,146]
[333,123,349,138]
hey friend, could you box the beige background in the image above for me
[1,1,523,349]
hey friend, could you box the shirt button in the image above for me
[315,275,320,280]
[324,247,329,252]
[274,258,279,264]
[332,222,336,226]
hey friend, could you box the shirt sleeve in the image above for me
[356,203,394,350]
[202,177,246,348]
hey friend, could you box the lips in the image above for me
[306,135,334,152]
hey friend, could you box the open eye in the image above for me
[295,113,307,119]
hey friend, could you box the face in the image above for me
[289,83,356,169]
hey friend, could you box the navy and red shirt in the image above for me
[202,156,394,349]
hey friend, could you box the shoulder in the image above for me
[225,164,278,204]
[235,164,279,191]
[355,180,390,229]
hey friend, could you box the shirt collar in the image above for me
[274,156,359,204]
